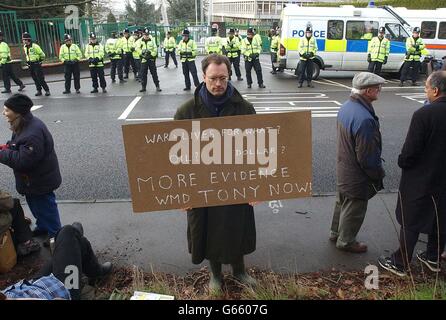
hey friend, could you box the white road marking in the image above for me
[395,92,425,104]
[318,78,352,90]
[118,96,142,120]
[31,105,43,111]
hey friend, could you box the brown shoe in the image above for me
[339,242,368,253]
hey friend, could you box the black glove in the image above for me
[88,58,94,64]
[108,52,114,58]
[367,54,371,63]
[309,52,314,58]
[130,47,135,52]
[383,56,388,65]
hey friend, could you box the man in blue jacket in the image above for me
[0,94,62,240]
[330,72,386,253]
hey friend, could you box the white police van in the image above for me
[278,4,411,78]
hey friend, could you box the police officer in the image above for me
[106,32,125,83]
[297,26,318,88]
[132,30,142,81]
[367,27,390,75]
[253,28,262,48]
[0,30,25,94]
[85,33,107,94]
[22,32,50,96]
[241,28,265,89]
[136,28,161,93]
[163,31,178,68]
[224,28,243,81]
[205,24,223,55]
[269,28,280,74]
[59,34,82,94]
[400,27,425,86]
[177,29,200,91]
[119,28,137,80]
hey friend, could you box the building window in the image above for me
[385,23,409,42]
[421,21,437,39]
[327,20,344,40]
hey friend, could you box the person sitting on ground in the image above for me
[0,189,40,256]
[1,222,112,300]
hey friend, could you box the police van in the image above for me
[394,7,446,60]
[278,4,411,78]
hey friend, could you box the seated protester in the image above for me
[1,222,112,300]
[0,189,40,256]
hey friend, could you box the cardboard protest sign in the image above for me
[122,111,312,213]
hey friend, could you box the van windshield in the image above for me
[385,23,410,42]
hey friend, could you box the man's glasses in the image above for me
[207,77,229,84]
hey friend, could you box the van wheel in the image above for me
[312,61,321,80]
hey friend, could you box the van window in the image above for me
[346,21,378,40]
[385,23,409,42]
[439,22,446,39]
[421,21,437,39]
[327,20,344,40]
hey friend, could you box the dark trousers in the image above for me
[182,60,200,89]
[25,192,62,237]
[2,63,23,91]
[89,67,106,89]
[229,56,242,79]
[140,60,160,89]
[165,49,178,67]
[10,198,32,245]
[134,59,141,79]
[245,58,264,86]
[124,53,137,76]
[368,61,383,75]
[298,59,314,84]
[110,58,124,81]
[270,51,278,71]
[38,225,103,300]
[29,63,49,92]
[391,226,446,270]
[400,60,421,83]
[64,62,80,91]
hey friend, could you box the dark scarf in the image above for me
[199,82,234,117]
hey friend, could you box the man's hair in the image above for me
[201,54,231,74]
[428,71,446,94]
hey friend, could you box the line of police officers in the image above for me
[0,25,429,95]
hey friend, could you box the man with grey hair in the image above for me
[330,72,386,253]
[379,71,446,276]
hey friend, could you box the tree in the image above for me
[125,0,160,25]
[166,0,196,24]
[107,11,117,23]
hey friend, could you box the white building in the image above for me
[211,0,350,24]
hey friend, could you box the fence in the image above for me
[0,10,274,64]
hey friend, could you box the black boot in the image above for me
[298,82,303,88]
[209,260,223,294]
[231,256,256,287]
[90,88,99,93]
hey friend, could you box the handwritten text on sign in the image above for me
[122,112,312,213]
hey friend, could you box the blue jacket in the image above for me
[0,113,62,195]
[336,94,385,200]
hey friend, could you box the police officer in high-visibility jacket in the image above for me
[367,27,390,75]
[269,28,280,74]
[241,28,265,89]
[85,33,107,94]
[234,29,242,58]
[400,27,425,87]
[205,24,223,55]
[224,28,243,81]
[132,30,142,81]
[118,28,137,80]
[163,31,178,68]
[22,32,50,97]
[178,29,200,91]
[136,28,162,93]
[106,32,125,83]
[0,30,25,94]
[297,27,318,88]
[59,34,82,94]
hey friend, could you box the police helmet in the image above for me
[378,27,385,34]
[124,28,130,33]
[89,32,96,39]
[22,32,32,40]
[306,27,313,33]
[247,28,254,34]
[413,27,420,33]
[64,34,72,41]
[0,30,3,37]
[182,29,190,36]
[228,28,235,34]
[143,28,150,35]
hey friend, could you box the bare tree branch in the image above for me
[0,0,93,11]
